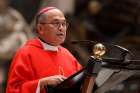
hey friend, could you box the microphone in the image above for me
[71,40,130,53]
[114,45,130,53]
[71,40,140,70]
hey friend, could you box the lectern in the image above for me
[45,43,106,93]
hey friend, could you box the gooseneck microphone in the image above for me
[71,40,140,70]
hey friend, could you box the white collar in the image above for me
[39,39,58,52]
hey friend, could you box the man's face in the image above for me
[37,9,68,46]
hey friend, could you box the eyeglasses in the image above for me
[40,21,69,29]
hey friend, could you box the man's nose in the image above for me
[58,24,65,31]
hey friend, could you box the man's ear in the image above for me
[37,24,44,35]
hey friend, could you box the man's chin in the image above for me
[52,40,64,46]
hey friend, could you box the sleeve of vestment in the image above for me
[6,49,45,93]
[75,59,82,71]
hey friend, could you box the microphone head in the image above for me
[114,45,129,53]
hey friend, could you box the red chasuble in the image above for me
[6,38,82,93]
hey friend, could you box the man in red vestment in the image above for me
[6,7,82,93]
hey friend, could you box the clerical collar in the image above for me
[39,39,58,52]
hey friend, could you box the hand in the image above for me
[40,75,67,88]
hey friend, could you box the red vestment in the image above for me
[6,38,82,93]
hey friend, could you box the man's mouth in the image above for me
[57,33,64,36]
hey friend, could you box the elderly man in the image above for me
[6,7,82,93]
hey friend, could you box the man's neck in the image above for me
[38,37,58,51]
